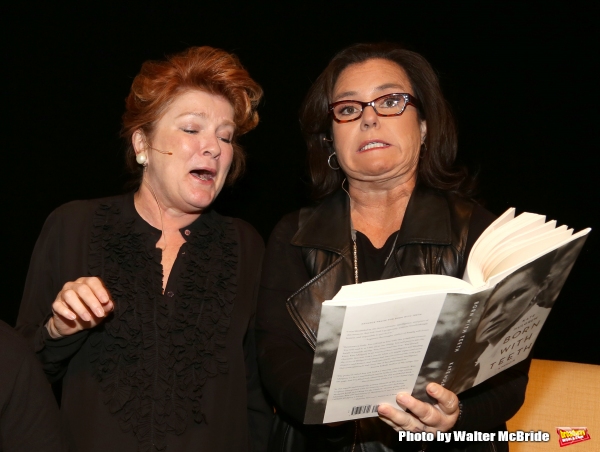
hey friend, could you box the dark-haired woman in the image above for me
[17,47,271,452]
[256,43,529,452]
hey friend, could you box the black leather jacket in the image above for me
[287,186,476,352]
[262,186,523,452]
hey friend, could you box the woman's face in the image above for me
[475,268,540,345]
[135,90,235,214]
[331,58,426,186]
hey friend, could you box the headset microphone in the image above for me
[150,146,173,155]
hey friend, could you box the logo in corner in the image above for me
[556,427,590,447]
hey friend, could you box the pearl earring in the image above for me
[136,153,147,165]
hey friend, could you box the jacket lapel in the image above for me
[291,189,352,255]
[288,185,462,349]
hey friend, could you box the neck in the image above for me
[348,175,416,242]
[134,180,201,234]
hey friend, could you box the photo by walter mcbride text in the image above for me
[398,430,551,443]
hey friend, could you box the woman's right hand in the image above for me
[46,277,114,338]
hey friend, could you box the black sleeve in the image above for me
[236,220,274,452]
[244,316,274,452]
[256,212,316,424]
[16,203,91,382]
[0,321,65,452]
[455,358,530,432]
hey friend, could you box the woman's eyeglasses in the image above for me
[328,93,420,123]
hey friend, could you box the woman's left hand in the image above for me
[377,383,459,433]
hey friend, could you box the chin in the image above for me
[362,160,408,176]
[183,192,218,211]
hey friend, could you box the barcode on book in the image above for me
[351,405,369,415]
[350,405,380,415]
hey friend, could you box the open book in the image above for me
[304,209,590,424]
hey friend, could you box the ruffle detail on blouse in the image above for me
[88,199,238,452]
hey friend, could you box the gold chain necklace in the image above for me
[351,228,359,284]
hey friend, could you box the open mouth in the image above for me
[359,141,389,152]
[190,169,216,181]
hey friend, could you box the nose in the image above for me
[360,104,379,129]
[484,302,504,321]
[201,134,222,159]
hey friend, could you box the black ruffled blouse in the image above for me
[16,193,271,452]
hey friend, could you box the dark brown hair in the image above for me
[300,42,472,199]
[122,46,263,186]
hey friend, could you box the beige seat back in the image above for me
[506,359,600,451]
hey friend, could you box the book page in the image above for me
[470,207,516,247]
[305,292,446,424]
[486,228,589,286]
[481,225,568,279]
[329,274,474,304]
[465,212,544,285]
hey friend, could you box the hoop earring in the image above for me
[328,153,340,170]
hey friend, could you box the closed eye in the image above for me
[218,136,232,144]
[182,128,198,134]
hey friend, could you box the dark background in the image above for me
[3,1,599,365]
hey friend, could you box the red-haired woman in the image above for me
[17,47,270,452]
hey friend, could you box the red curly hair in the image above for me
[122,46,263,185]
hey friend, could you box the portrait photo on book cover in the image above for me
[412,235,585,400]
[455,236,585,393]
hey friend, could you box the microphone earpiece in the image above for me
[144,140,173,155]
[151,147,173,155]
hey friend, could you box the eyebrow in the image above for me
[332,83,409,102]
[176,111,207,119]
[176,111,236,128]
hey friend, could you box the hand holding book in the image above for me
[377,383,459,434]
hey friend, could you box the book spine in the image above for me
[411,291,489,402]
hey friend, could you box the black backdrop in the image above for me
[3,1,599,365]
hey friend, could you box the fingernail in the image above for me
[95,307,105,317]
[397,393,408,403]
[67,313,76,320]
[82,313,91,321]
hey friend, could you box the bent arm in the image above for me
[16,204,92,382]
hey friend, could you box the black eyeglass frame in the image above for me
[328,93,420,123]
